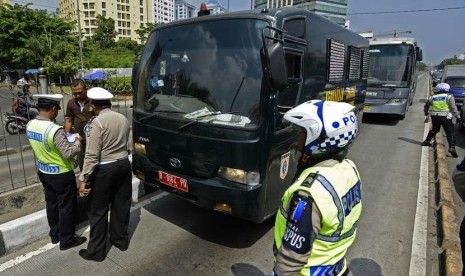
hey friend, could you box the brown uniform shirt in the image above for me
[65,98,93,140]
[79,108,130,182]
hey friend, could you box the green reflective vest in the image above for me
[26,119,74,174]
[274,159,362,276]
[430,93,451,112]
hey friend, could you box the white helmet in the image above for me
[284,100,358,157]
[435,82,450,93]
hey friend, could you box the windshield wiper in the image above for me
[178,111,237,131]
[140,110,187,123]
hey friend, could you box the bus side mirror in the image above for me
[267,43,288,90]
[416,47,423,61]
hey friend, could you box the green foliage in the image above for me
[91,15,116,49]
[0,3,77,70]
[417,62,427,71]
[440,56,465,67]
[135,22,160,45]
[86,46,136,68]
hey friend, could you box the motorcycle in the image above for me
[3,112,29,135]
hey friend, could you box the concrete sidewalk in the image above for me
[0,177,143,256]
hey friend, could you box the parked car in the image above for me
[431,70,443,87]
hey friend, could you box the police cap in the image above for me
[87,87,113,101]
[32,94,63,110]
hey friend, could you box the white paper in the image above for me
[66,133,79,143]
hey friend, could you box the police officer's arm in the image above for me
[53,128,80,159]
[447,95,460,118]
[78,120,102,183]
[424,97,431,116]
[273,193,322,276]
[64,101,74,133]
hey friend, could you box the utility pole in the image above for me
[76,0,84,77]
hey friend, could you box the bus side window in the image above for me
[276,53,302,131]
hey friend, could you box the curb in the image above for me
[0,148,17,157]
[0,177,141,257]
[434,132,462,275]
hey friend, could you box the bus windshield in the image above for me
[368,44,414,87]
[134,19,267,129]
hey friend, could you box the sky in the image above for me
[12,0,465,65]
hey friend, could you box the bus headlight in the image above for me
[134,143,146,155]
[217,167,260,186]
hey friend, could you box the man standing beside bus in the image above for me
[421,82,459,158]
[65,79,94,170]
[272,100,362,276]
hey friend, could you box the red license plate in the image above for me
[158,171,188,192]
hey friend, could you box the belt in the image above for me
[98,156,128,165]
[431,111,449,116]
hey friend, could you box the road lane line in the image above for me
[0,243,57,273]
[0,189,167,273]
[409,76,429,276]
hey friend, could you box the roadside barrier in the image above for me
[434,132,462,274]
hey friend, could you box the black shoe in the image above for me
[449,147,458,158]
[51,236,59,244]
[79,249,105,262]
[60,236,87,251]
[112,243,129,251]
[421,141,432,147]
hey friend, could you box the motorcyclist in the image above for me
[17,91,38,120]
[272,100,362,276]
[421,82,459,157]
[17,73,31,94]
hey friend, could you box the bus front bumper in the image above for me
[363,98,408,116]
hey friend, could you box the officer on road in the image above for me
[78,88,132,262]
[422,82,459,157]
[26,94,87,250]
[272,100,362,276]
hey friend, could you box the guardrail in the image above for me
[0,83,133,194]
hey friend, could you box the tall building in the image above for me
[152,0,175,23]
[59,0,164,42]
[254,0,348,26]
[175,0,195,20]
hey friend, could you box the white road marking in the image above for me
[0,190,167,273]
[0,243,57,272]
[409,75,429,276]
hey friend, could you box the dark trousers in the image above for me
[424,115,456,147]
[86,159,132,259]
[38,170,77,244]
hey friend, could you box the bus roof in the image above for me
[369,37,417,46]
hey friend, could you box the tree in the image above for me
[91,15,116,49]
[0,4,76,69]
[440,56,465,67]
[135,22,160,45]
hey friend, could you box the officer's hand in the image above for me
[79,181,91,197]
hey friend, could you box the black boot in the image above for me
[421,140,432,146]
[449,146,458,158]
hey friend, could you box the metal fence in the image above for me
[0,76,133,194]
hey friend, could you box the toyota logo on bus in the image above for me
[170,157,182,168]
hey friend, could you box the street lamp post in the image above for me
[76,0,84,77]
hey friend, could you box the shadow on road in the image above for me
[361,114,400,126]
[397,136,423,146]
[143,194,274,248]
[231,263,266,276]
[349,258,383,275]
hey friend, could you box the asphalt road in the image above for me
[0,73,440,275]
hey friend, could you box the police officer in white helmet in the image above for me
[78,87,132,261]
[272,100,362,276]
[422,82,459,157]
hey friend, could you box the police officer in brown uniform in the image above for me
[65,79,94,171]
[78,87,132,262]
